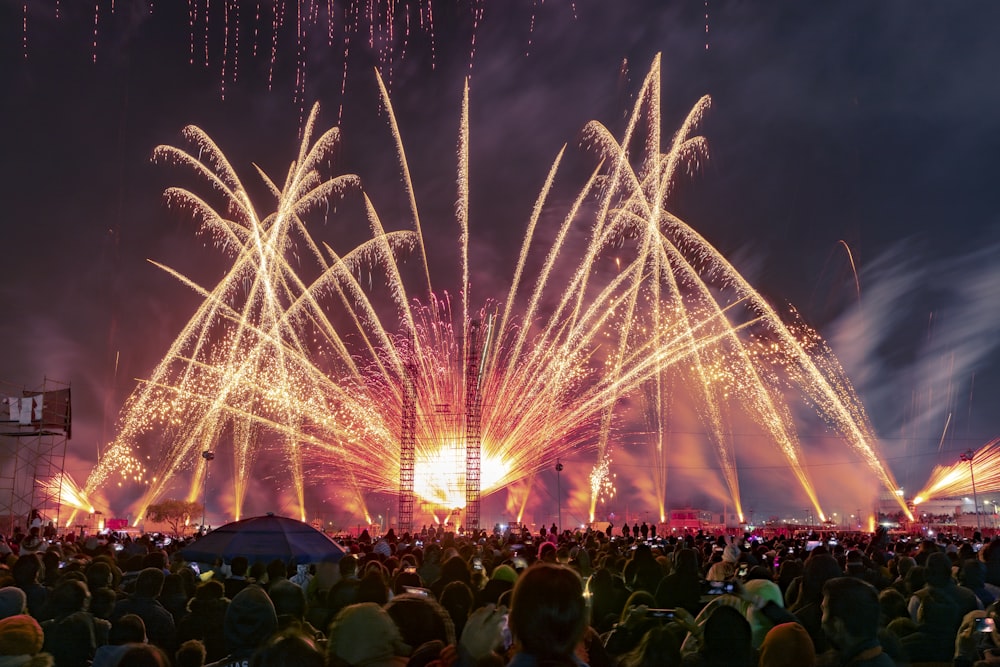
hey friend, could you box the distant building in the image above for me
[667,508,718,533]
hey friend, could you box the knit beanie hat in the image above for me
[0,614,44,656]
[328,602,409,666]
[743,578,786,647]
[0,586,27,619]
[491,564,518,584]
[722,544,741,564]
[759,622,816,667]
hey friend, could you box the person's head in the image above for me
[743,578,784,647]
[619,624,681,667]
[267,559,288,583]
[224,586,279,653]
[384,593,456,649]
[268,579,307,620]
[925,552,953,587]
[916,589,960,631]
[46,578,91,617]
[673,548,700,576]
[118,643,171,667]
[109,613,148,645]
[439,580,474,635]
[0,586,27,618]
[135,567,166,598]
[878,587,909,626]
[800,553,842,599]
[702,604,753,663]
[230,556,249,577]
[161,572,186,597]
[193,579,225,602]
[895,556,916,579]
[327,602,408,667]
[339,555,358,578]
[822,577,881,648]
[175,639,207,667]
[142,551,167,571]
[251,630,325,667]
[758,622,816,667]
[905,564,926,592]
[537,542,557,563]
[392,570,422,595]
[85,561,114,591]
[960,559,987,589]
[509,563,587,661]
[11,554,41,587]
[0,614,44,657]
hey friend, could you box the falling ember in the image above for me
[19,1,577,111]
[84,54,909,527]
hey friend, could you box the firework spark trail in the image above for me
[581,55,907,521]
[579,57,748,521]
[44,473,94,518]
[915,438,1000,504]
[84,54,907,527]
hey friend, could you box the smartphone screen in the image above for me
[975,617,996,633]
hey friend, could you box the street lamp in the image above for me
[201,450,215,530]
[960,449,981,533]
[555,459,564,534]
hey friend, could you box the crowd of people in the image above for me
[3,520,1000,667]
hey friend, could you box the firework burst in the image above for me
[85,55,909,527]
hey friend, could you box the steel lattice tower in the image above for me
[464,320,482,532]
[398,358,417,535]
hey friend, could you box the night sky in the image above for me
[2,1,999,528]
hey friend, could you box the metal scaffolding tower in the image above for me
[398,359,417,535]
[465,320,482,532]
[0,378,72,535]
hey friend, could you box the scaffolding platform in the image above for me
[0,378,71,535]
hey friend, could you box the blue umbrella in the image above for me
[180,514,347,565]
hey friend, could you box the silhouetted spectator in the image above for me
[93,613,147,667]
[223,557,250,600]
[175,639,207,667]
[177,580,229,663]
[817,577,894,666]
[112,568,176,652]
[327,603,408,667]
[11,555,48,619]
[251,629,324,667]
[268,579,323,641]
[204,586,278,667]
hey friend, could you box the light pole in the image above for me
[555,459,563,534]
[201,450,215,530]
[961,449,981,533]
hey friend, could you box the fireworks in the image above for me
[85,55,909,527]
[43,473,94,519]
[913,438,1000,505]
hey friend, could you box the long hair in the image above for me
[509,563,587,662]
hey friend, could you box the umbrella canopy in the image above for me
[179,514,347,565]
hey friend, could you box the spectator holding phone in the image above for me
[456,563,588,667]
[954,605,1000,667]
